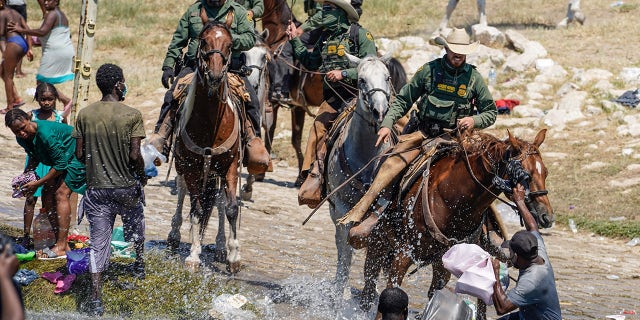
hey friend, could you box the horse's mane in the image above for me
[457,130,509,173]
[267,0,299,25]
[200,20,231,38]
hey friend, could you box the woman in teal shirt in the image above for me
[5,108,85,259]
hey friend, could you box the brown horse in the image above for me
[360,129,554,317]
[169,20,242,272]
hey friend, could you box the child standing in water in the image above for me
[0,0,33,114]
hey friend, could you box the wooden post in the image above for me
[69,0,98,125]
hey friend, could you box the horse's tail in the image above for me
[388,57,407,93]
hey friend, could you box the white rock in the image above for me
[543,91,587,127]
[582,162,608,170]
[491,117,539,128]
[535,58,555,71]
[573,68,613,86]
[513,105,545,118]
[398,36,426,48]
[504,29,528,52]
[376,38,403,56]
[618,67,640,85]
[585,106,603,116]
[472,25,507,47]
[544,152,568,159]
[627,164,640,171]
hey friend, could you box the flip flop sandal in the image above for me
[0,108,10,115]
[41,271,63,284]
[54,274,76,294]
[38,247,67,260]
[13,100,25,108]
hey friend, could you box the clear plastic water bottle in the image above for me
[568,219,577,233]
[488,68,497,86]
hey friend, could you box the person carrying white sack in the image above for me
[491,183,561,320]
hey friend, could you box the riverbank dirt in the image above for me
[1,123,638,318]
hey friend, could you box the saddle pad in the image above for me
[398,138,456,199]
[173,72,195,101]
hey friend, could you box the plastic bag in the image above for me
[421,289,473,320]
[33,211,55,250]
[140,142,166,177]
[442,243,490,278]
[67,248,90,275]
[455,257,496,305]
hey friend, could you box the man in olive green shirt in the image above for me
[235,0,263,21]
[341,28,497,240]
[73,64,146,316]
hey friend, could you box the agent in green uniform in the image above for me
[269,0,362,103]
[343,28,498,239]
[285,0,376,207]
[152,0,267,169]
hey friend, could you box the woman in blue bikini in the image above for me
[0,0,33,114]
[8,0,73,113]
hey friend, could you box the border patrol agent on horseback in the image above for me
[269,0,364,104]
[150,0,268,172]
[285,0,376,208]
[342,28,498,239]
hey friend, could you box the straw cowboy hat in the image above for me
[434,28,479,55]
[317,0,360,22]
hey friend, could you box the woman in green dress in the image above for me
[5,108,85,259]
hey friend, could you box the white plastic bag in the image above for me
[455,257,496,305]
[442,243,490,278]
[140,142,166,177]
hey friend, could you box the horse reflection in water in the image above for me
[323,55,395,303]
[167,20,242,273]
[361,129,554,318]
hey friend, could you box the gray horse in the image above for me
[324,55,395,302]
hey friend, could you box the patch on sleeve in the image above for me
[365,32,373,41]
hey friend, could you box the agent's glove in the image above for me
[161,67,175,89]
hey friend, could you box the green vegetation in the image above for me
[555,215,640,239]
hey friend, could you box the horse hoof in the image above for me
[227,261,242,274]
[254,173,266,181]
[240,186,252,201]
[184,260,200,272]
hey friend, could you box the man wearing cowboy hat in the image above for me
[285,0,377,208]
[340,28,497,241]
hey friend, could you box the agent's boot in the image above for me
[348,213,379,249]
[297,140,327,208]
[244,120,270,175]
[338,152,408,225]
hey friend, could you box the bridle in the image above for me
[352,75,392,129]
[197,30,231,97]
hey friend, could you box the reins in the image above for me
[302,132,446,225]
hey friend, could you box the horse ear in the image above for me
[379,52,392,64]
[345,53,361,67]
[533,129,547,148]
[507,129,519,147]
[260,29,269,42]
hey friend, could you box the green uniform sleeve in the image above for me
[248,0,264,18]
[470,70,497,129]
[163,9,191,69]
[381,64,430,129]
[300,8,331,32]
[289,37,322,70]
[231,5,256,52]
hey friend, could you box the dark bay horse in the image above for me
[168,21,242,272]
[360,129,554,316]
[259,0,407,185]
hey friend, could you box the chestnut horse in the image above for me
[360,129,554,317]
[168,21,242,272]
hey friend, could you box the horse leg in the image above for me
[334,219,354,300]
[225,168,241,274]
[436,0,460,32]
[476,299,488,320]
[167,174,187,253]
[292,106,306,186]
[428,260,452,298]
[359,237,386,311]
[240,174,255,201]
[185,195,204,270]
[477,0,487,26]
[214,185,227,263]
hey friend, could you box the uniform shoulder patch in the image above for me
[365,31,373,41]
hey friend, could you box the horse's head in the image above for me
[244,30,270,91]
[347,54,392,127]
[506,129,555,228]
[198,21,233,89]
